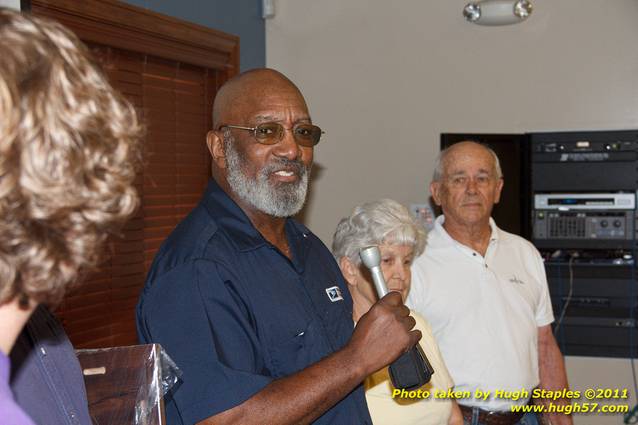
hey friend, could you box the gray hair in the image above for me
[332,199,426,265]
[432,141,503,182]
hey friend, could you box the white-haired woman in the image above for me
[333,199,462,425]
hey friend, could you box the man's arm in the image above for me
[537,324,573,425]
[199,292,421,425]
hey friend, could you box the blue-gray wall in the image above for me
[122,0,265,71]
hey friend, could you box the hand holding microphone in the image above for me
[359,245,434,390]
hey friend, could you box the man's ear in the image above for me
[339,257,359,288]
[494,178,504,204]
[430,181,442,206]
[206,130,227,169]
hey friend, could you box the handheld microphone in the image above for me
[359,246,434,390]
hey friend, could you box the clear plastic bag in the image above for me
[77,344,182,425]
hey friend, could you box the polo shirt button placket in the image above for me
[472,252,487,268]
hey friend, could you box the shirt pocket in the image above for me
[267,317,323,378]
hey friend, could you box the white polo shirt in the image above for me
[406,216,554,412]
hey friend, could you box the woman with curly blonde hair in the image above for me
[0,8,142,423]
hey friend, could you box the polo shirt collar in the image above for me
[432,215,500,257]
[200,179,309,263]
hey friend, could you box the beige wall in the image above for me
[267,1,638,424]
[0,0,20,10]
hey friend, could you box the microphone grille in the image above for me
[359,246,381,269]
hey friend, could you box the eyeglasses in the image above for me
[220,122,324,147]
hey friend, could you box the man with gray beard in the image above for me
[224,132,310,218]
[136,69,420,425]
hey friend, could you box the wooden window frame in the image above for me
[29,0,239,75]
[27,0,239,348]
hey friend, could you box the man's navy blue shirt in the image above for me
[136,179,371,425]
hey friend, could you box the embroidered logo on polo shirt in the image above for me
[509,275,525,285]
[325,286,344,302]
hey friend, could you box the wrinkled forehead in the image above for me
[443,144,497,176]
[245,89,310,122]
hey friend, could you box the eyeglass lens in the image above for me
[254,122,322,147]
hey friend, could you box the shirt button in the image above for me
[40,347,47,356]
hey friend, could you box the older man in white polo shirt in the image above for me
[407,141,572,425]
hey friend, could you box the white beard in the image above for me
[225,139,310,218]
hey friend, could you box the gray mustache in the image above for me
[262,158,308,176]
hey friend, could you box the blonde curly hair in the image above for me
[0,9,143,306]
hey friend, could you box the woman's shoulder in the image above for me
[410,310,434,335]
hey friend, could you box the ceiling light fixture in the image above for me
[463,0,533,26]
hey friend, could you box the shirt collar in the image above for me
[432,215,500,253]
[0,349,10,393]
[200,179,310,259]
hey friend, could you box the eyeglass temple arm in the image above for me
[219,124,255,131]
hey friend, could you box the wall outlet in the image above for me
[410,203,436,231]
